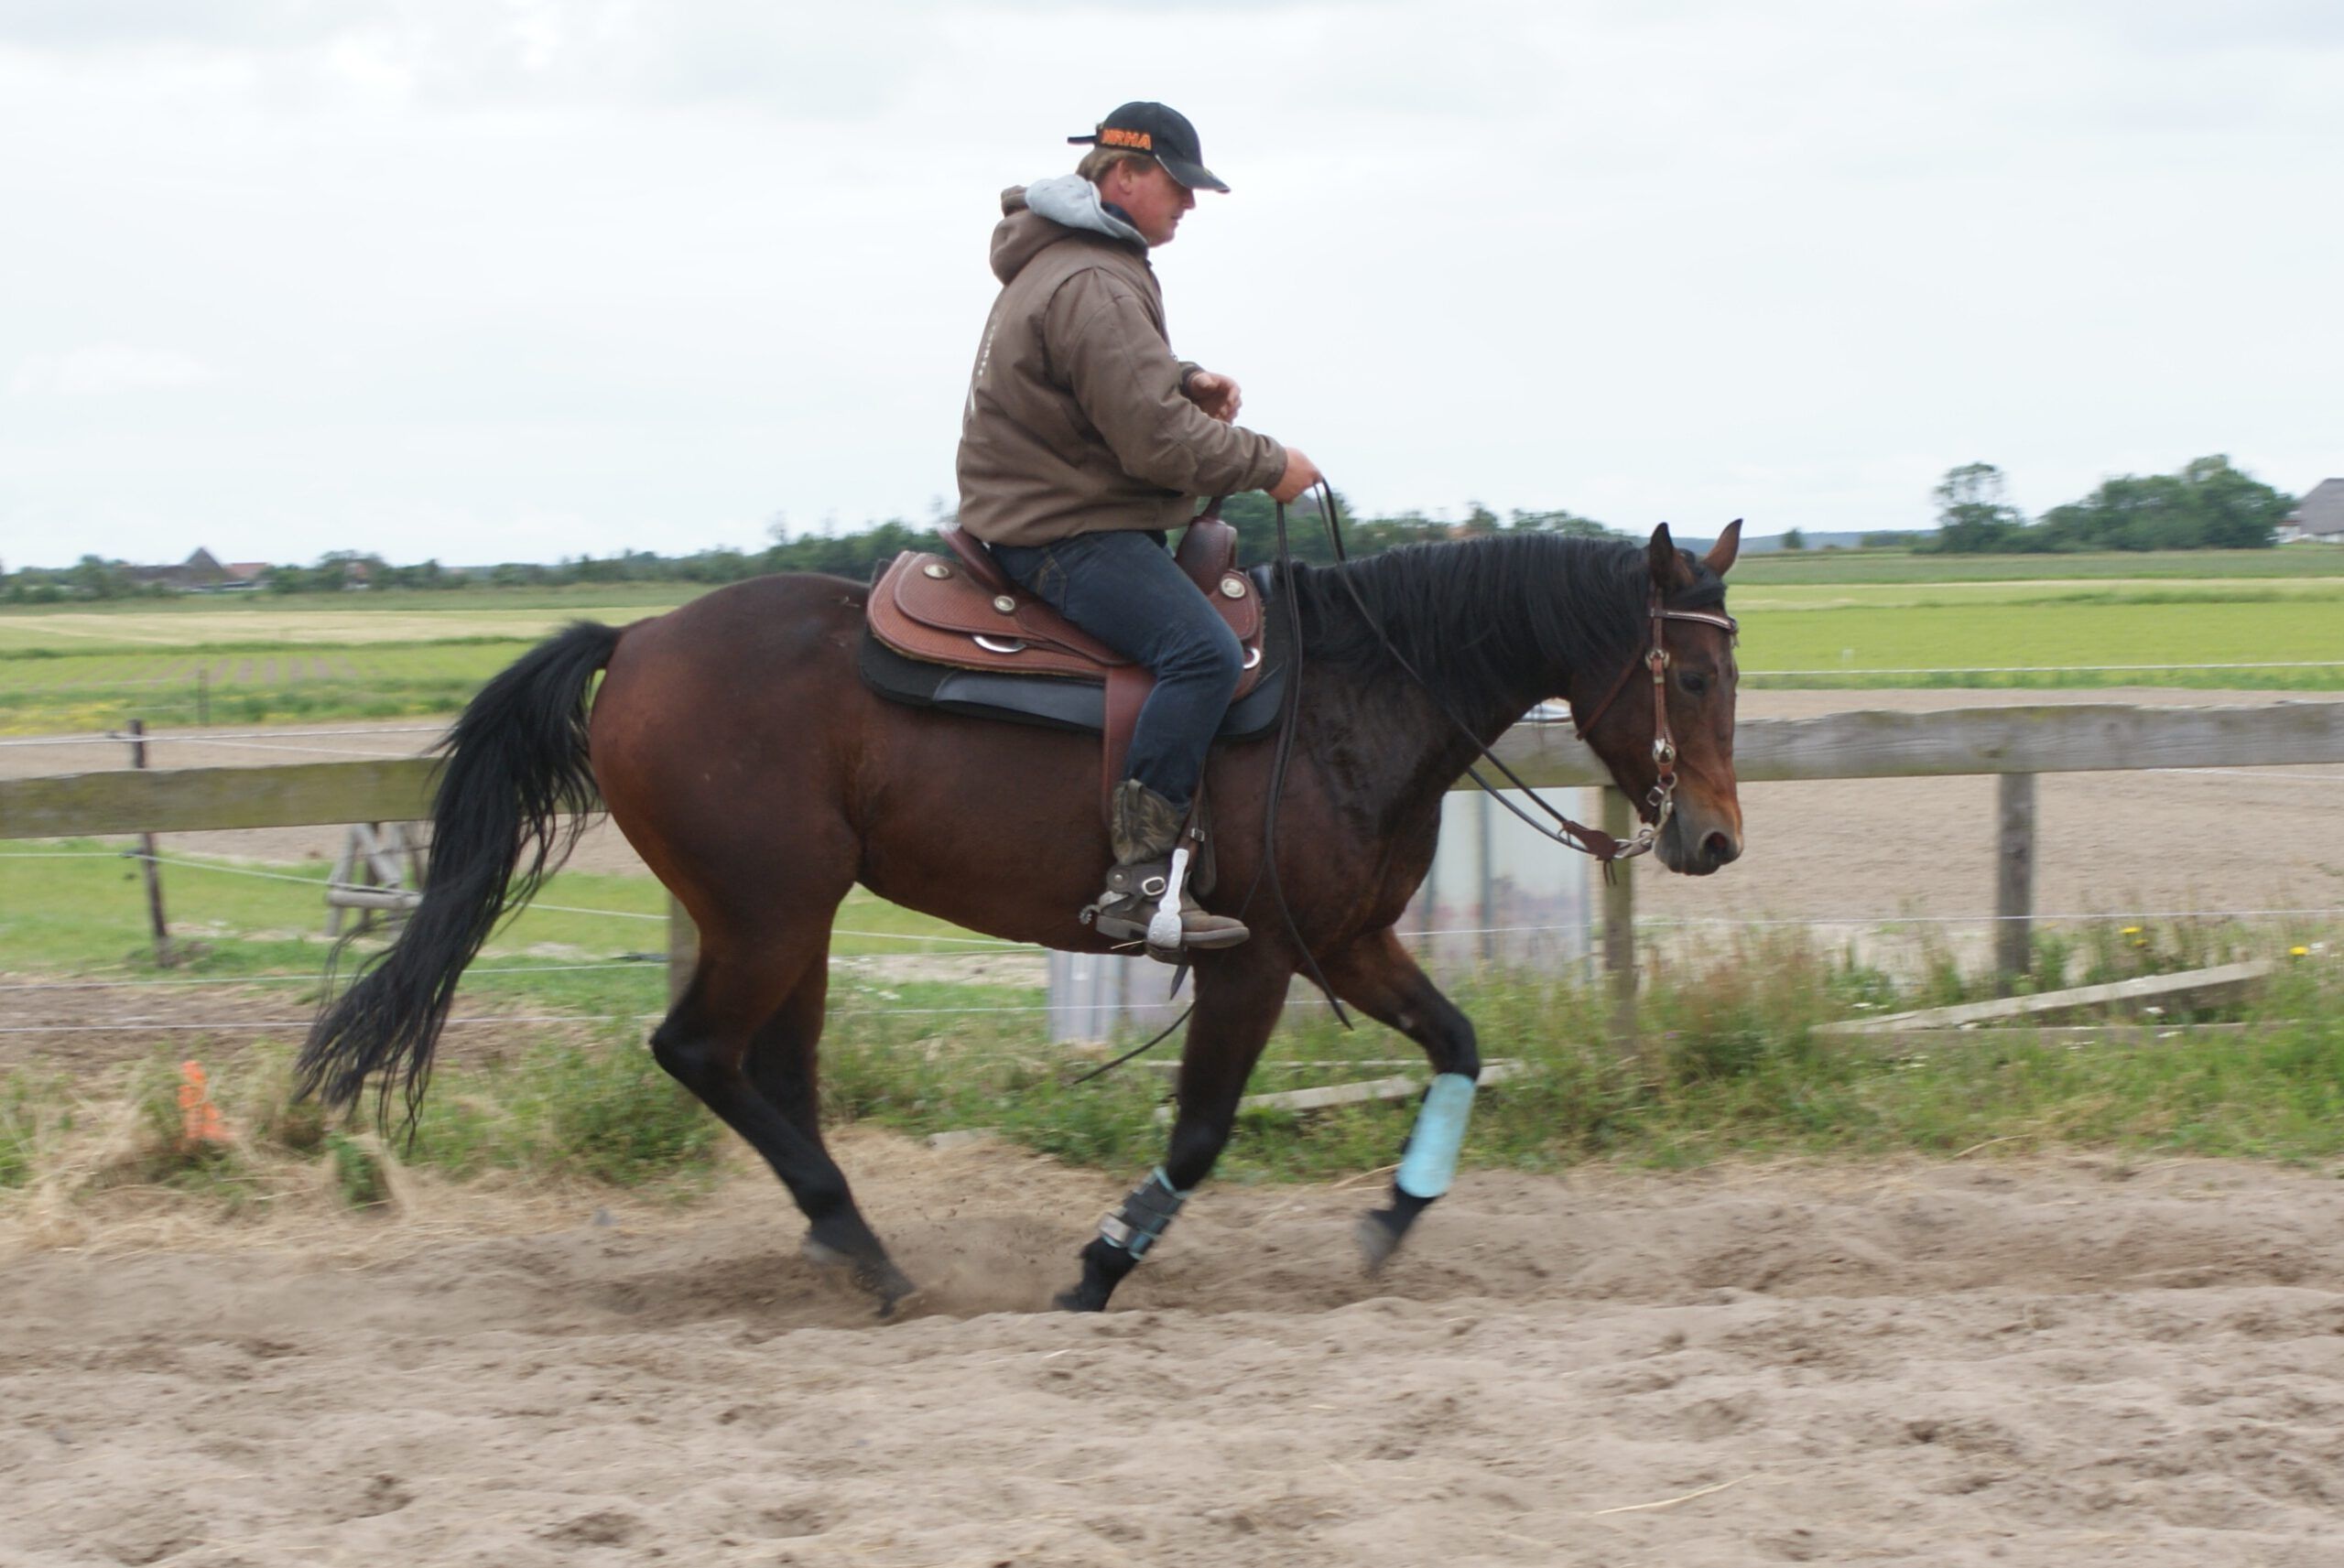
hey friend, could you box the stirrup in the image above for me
[1080,844,1248,958]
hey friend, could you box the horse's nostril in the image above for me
[1703,830,1740,865]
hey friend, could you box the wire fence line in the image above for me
[0,961,667,993]
[16,841,2341,940]
[0,994,1370,1036]
[118,736,431,760]
[0,737,428,760]
[0,725,445,751]
[2160,766,2344,784]
[1750,660,2344,676]
[7,844,2339,955]
[1639,907,2344,927]
[0,848,1043,948]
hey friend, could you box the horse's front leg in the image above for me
[1318,928,1482,1273]
[1055,957,1291,1312]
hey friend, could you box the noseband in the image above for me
[1566,589,1741,860]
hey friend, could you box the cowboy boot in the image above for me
[1086,780,1249,951]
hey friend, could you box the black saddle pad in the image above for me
[857,567,1288,741]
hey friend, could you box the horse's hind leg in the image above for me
[1057,956,1292,1313]
[655,934,915,1312]
[745,957,829,1146]
[1318,928,1483,1273]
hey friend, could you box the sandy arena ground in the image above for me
[6,1134,2344,1565]
[6,694,2344,1563]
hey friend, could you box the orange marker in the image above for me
[178,1061,229,1148]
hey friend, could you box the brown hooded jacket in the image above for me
[953,182,1287,546]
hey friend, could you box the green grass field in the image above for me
[0,643,526,730]
[1741,592,2344,688]
[0,841,1019,993]
[1724,546,2344,584]
[4,551,2343,732]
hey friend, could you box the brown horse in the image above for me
[298,521,1742,1313]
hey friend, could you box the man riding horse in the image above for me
[297,103,1747,1318]
[956,102,1322,953]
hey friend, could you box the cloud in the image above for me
[0,0,1102,114]
[9,345,217,396]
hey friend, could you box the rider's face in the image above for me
[1104,160,1196,247]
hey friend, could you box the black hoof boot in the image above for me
[1054,1237,1139,1313]
[1357,1187,1436,1276]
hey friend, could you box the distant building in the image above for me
[2282,479,2344,544]
[118,549,274,590]
[124,547,227,589]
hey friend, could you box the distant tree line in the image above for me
[0,497,1625,602]
[0,557,172,603]
[6,453,2292,604]
[1923,456,2294,554]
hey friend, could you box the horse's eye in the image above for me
[1679,672,1709,697]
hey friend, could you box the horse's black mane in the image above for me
[1285,532,1726,717]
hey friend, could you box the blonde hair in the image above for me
[1077,146,1155,185]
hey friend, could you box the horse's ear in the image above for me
[1647,523,1693,591]
[1703,519,1743,577]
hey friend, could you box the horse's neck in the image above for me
[1300,659,1543,830]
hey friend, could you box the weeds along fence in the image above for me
[5,701,2342,1019]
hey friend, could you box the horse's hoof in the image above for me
[1356,1209,1406,1276]
[1053,1286,1105,1313]
[800,1236,852,1270]
[803,1237,919,1314]
[874,1280,925,1320]
[858,1259,922,1316]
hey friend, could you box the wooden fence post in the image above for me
[1995,772,2035,994]
[1601,786,1636,1044]
[667,892,699,1007]
[127,719,177,968]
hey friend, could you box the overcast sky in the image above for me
[2,0,2338,569]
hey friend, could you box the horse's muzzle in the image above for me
[1659,811,1742,876]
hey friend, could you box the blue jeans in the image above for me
[989,529,1242,813]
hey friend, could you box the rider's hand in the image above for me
[1185,370,1242,424]
[1268,446,1322,503]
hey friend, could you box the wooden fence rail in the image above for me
[5,701,2342,1006]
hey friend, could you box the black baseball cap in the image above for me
[1068,102,1230,193]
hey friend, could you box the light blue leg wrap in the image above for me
[1394,1073,1477,1200]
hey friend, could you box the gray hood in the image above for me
[987,175,1147,285]
[1023,173,1145,245]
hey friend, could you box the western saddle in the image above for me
[864,508,1271,817]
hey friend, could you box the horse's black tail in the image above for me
[296,620,622,1127]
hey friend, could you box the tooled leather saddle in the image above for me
[859,506,1281,817]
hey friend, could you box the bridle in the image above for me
[1561,589,1741,862]
[1281,483,1739,869]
